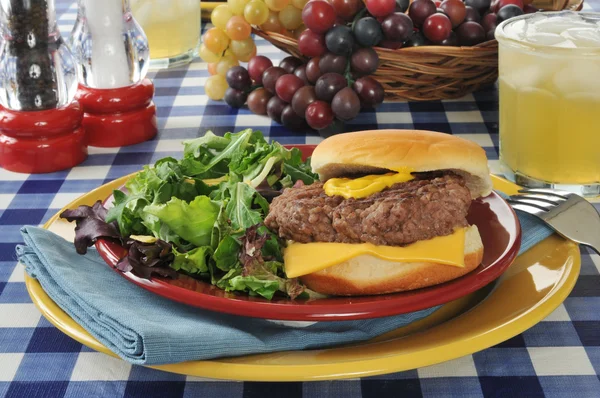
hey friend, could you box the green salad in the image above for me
[61,129,320,300]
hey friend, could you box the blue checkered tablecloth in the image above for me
[1,1,600,397]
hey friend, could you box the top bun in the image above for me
[311,130,493,199]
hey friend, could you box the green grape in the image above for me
[206,75,229,100]
[216,52,240,76]
[228,0,250,15]
[211,5,234,30]
[230,37,256,59]
[291,0,308,9]
[260,10,282,31]
[265,0,289,12]
[203,27,230,54]
[278,5,302,30]
[199,43,222,63]
[244,0,270,25]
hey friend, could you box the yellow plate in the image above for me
[25,174,580,381]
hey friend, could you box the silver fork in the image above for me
[507,188,600,254]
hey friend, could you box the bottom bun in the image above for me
[299,225,484,296]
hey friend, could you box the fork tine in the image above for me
[517,188,570,199]
[507,198,551,212]
[507,202,546,216]
[509,194,562,206]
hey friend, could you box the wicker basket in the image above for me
[253,0,584,101]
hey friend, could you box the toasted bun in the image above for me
[299,225,483,296]
[311,130,493,199]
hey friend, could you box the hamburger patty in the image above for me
[264,174,472,246]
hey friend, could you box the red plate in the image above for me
[96,145,521,321]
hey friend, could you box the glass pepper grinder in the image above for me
[69,0,157,148]
[0,0,87,173]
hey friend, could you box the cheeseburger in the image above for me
[264,130,493,296]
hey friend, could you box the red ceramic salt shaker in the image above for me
[69,0,156,148]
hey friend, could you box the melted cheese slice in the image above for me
[284,228,466,278]
[323,168,415,199]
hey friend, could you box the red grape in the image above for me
[294,65,309,84]
[325,25,355,55]
[423,13,452,43]
[523,4,538,13]
[226,66,252,91]
[381,12,414,42]
[279,57,304,74]
[248,56,273,84]
[486,29,495,40]
[224,88,248,108]
[456,21,485,45]
[396,0,410,12]
[352,76,384,107]
[379,39,404,49]
[366,0,396,17]
[481,13,497,33]
[408,0,437,27]
[281,105,308,131]
[464,0,491,13]
[464,6,481,23]
[247,88,272,115]
[350,47,379,76]
[319,53,347,75]
[439,0,466,27]
[440,30,458,45]
[353,17,383,47]
[496,4,523,22]
[298,29,327,57]
[266,96,287,123]
[318,118,345,137]
[496,0,523,10]
[302,1,336,34]
[305,101,334,130]
[406,31,431,46]
[315,73,347,102]
[306,57,322,84]
[275,74,305,103]
[262,67,287,94]
[292,86,317,117]
[331,0,364,21]
[331,87,360,121]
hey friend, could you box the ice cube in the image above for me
[552,62,600,96]
[505,64,553,88]
[529,11,591,35]
[561,27,600,48]
[525,32,571,46]
[503,20,528,41]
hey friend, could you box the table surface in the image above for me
[1,1,600,397]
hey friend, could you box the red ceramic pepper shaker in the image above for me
[69,0,156,148]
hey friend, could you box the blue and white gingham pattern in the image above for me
[0,0,599,396]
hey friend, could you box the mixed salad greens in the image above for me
[61,129,319,300]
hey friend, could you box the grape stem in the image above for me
[350,8,368,31]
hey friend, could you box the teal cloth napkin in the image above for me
[16,199,554,366]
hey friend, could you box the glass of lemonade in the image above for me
[129,0,200,68]
[496,11,600,197]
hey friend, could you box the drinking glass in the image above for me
[496,11,600,197]
[129,0,201,68]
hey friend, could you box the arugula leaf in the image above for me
[213,235,241,271]
[224,182,264,231]
[106,190,149,237]
[144,196,220,247]
[183,131,231,158]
